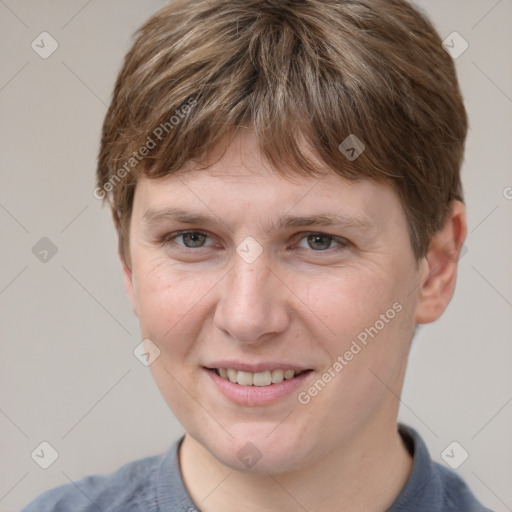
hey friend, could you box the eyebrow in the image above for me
[142,207,374,232]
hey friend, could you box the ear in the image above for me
[414,200,467,324]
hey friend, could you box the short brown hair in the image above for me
[96,0,468,265]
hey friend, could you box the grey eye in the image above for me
[305,234,334,250]
[179,232,208,248]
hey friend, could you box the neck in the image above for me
[179,419,413,512]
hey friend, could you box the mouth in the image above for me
[203,365,314,406]
[206,367,312,387]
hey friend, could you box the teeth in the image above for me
[271,369,284,383]
[214,368,305,386]
[253,371,272,386]
[237,371,253,386]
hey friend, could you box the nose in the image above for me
[213,252,290,345]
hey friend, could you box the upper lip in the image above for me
[204,361,312,373]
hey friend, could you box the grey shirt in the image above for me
[20,423,493,511]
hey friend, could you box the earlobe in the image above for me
[414,200,467,324]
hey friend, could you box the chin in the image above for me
[198,425,317,474]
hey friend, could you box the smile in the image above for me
[204,366,314,406]
[210,368,309,386]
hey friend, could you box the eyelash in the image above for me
[159,230,350,253]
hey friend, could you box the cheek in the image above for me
[304,270,399,344]
[130,257,213,413]
[297,271,414,429]
[301,267,415,388]
[131,255,208,348]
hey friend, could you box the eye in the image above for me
[162,231,213,249]
[296,232,349,251]
[159,230,349,254]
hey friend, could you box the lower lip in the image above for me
[204,368,313,406]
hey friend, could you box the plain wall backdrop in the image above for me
[1,1,511,511]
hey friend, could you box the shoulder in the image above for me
[391,424,495,512]
[20,452,164,512]
[433,462,495,512]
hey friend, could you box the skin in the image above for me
[122,128,467,511]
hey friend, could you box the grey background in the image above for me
[0,1,511,511]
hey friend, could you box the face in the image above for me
[123,129,430,474]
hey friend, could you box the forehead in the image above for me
[132,129,405,231]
